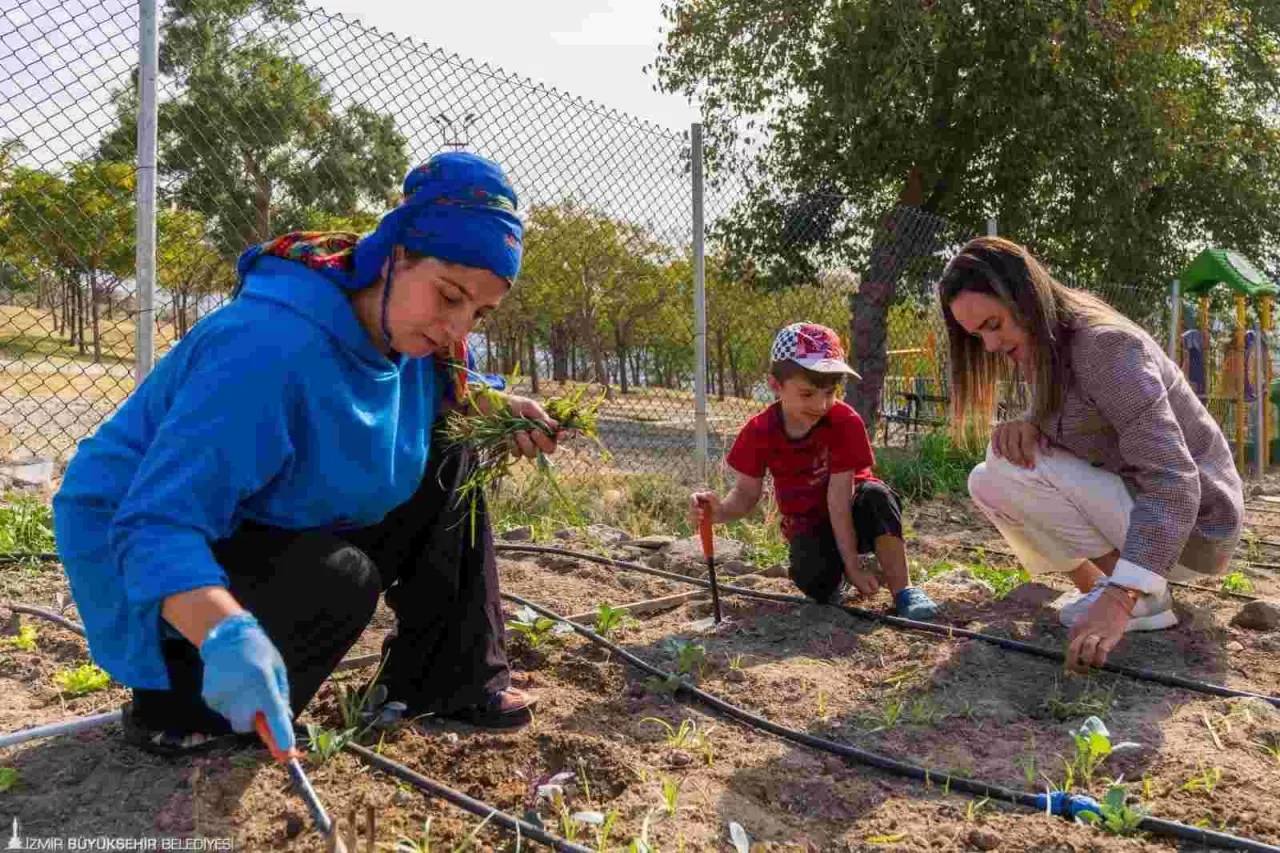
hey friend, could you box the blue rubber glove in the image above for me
[199,612,295,752]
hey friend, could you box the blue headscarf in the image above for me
[234,151,523,350]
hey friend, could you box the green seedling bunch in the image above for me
[304,723,349,762]
[643,717,716,765]
[0,768,17,793]
[1180,764,1223,796]
[0,495,55,554]
[1059,717,1139,793]
[1079,783,1149,837]
[1220,571,1254,594]
[0,625,37,652]
[442,382,607,541]
[394,813,494,853]
[594,603,630,638]
[52,663,110,696]
[664,639,706,679]
[507,606,573,650]
[659,777,681,817]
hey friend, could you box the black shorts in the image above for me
[787,479,904,602]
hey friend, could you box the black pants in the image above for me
[131,446,509,734]
[788,479,904,602]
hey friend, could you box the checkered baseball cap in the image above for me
[770,322,860,378]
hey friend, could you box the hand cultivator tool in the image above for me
[689,498,724,631]
[255,712,348,853]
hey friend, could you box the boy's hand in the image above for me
[689,492,720,528]
[844,568,879,598]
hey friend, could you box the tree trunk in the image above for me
[484,326,493,373]
[549,324,569,382]
[76,281,86,355]
[527,329,540,396]
[89,272,102,363]
[729,345,743,399]
[589,333,609,387]
[716,330,726,401]
[614,323,630,395]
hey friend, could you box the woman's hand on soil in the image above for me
[1065,586,1131,673]
[505,395,561,458]
[991,420,1048,468]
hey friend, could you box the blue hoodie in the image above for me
[53,256,442,689]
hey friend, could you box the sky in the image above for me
[309,0,701,133]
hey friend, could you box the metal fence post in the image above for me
[986,217,997,237]
[1167,279,1180,361]
[134,0,159,385]
[1256,325,1265,479]
[691,123,708,482]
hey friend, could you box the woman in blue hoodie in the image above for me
[52,152,557,756]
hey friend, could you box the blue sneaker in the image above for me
[894,587,941,621]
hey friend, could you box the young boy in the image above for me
[690,322,941,620]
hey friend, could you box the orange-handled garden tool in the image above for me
[698,498,723,625]
[255,712,348,853]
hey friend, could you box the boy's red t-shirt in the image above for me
[725,401,879,541]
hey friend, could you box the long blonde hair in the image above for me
[938,237,1137,436]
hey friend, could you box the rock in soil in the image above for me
[1231,600,1280,631]
[719,559,752,576]
[554,528,575,540]
[392,789,414,807]
[969,829,1001,850]
[585,524,630,545]
[760,563,789,578]
[659,536,745,574]
[283,814,304,839]
[629,535,676,550]
[1227,640,1246,652]
[501,526,533,542]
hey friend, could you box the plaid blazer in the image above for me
[1029,322,1243,577]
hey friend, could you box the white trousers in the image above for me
[967,445,1195,591]
[968,445,1130,576]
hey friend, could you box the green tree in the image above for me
[100,0,408,258]
[1,162,135,361]
[157,207,237,340]
[655,0,1280,430]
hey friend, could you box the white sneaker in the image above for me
[1058,581,1179,632]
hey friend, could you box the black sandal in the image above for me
[120,702,255,759]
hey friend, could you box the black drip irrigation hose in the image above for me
[341,740,592,853]
[504,591,1280,853]
[495,544,1280,709]
[7,602,85,636]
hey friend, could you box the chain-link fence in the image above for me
[0,0,1199,485]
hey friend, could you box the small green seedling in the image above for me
[0,768,17,793]
[507,606,573,650]
[0,625,37,651]
[1180,764,1223,796]
[594,604,629,638]
[726,653,746,674]
[1042,678,1115,722]
[664,639,706,679]
[1079,783,1148,836]
[627,809,658,853]
[865,833,908,844]
[861,698,905,732]
[660,777,681,817]
[570,809,620,853]
[644,675,682,696]
[0,494,55,554]
[52,663,110,696]
[1072,724,1112,789]
[394,812,494,852]
[966,797,991,823]
[1015,735,1037,787]
[643,717,703,750]
[305,723,351,763]
[1220,571,1254,594]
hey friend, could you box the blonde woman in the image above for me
[938,237,1243,672]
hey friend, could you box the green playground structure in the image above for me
[1172,248,1279,474]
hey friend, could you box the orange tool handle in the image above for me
[255,711,298,763]
[697,498,714,560]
